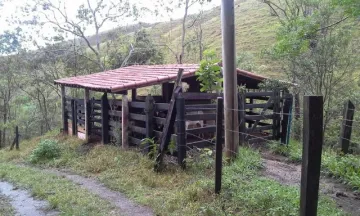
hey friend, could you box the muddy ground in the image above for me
[262,153,360,215]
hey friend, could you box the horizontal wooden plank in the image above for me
[246,125,273,133]
[92,112,101,116]
[78,119,85,125]
[185,104,216,111]
[245,92,273,97]
[186,126,216,134]
[245,120,272,126]
[109,110,122,117]
[109,120,122,128]
[92,106,101,111]
[181,92,221,100]
[245,96,270,100]
[129,136,142,145]
[129,113,146,121]
[91,100,101,104]
[90,126,101,130]
[245,114,274,121]
[154,117,166,125]
[91,118,102,123]
[154,130,162,139]
[247,135,273,144]
[185,113,216,121]
[129,101,145,109]
[129,125,146,135]
[108,100,122,107]
[155,103,170,111]
[245,103,274,109]
[187,139,215,148]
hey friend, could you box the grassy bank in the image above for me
[0,163,117,215]
[0,132,344,215]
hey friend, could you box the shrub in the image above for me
[29,139,61,163]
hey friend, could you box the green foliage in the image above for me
[186,148,215,170]
[236,52,256,71]
[195,49,222,92]
[29,139,61,163]
[113,122,122,147]
[268,140,303,163]
[332,0,360,17]
[322,150,360,190]
[258,78,293,91]
[140,137,158,158]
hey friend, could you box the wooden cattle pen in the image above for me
[55,64,293,166]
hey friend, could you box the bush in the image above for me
[29,139,61,163]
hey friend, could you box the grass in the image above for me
[0,163,118,216]
[0,194,14,216]
[0,132,345,215]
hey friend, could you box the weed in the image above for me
[268,140,302,163]
[29,139,61,164]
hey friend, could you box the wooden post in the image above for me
[300,96,323,216]
[145,95,155,154]
[61,85,68,134]
[215,97,224,194]
[122,95,129,149]
[248,98,253,128]
[84,89,90,141]
[176,94,186,168]
[238,92,246,145]
[131,89,137,101]
[281,94,293,144]
[15,126,19,150]
[294,93,301,141]
[101,93,110,144]
[71,99,77,136]
[272,90,280,140]
[339,100,355,154]
[162,83,174,103]
[221,0,238,160]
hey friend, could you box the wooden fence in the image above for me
[63,90,292,164]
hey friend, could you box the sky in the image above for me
[0,0,220,39]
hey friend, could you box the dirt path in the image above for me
[42,169,153,216]
[0,181,58,216]
[262,158,360,215]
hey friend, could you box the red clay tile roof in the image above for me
[54,64,268,92]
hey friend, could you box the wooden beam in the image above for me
[131,89,137,101]
[300,96,323,216]
[71,99,77,136]
[176,94,186,168]
[61,85,68,134]
[215,97,224,194]
[281,94,293,144]
[162,82,174,103]
[122,95,129,149]
[155,68,184,172]
[84,89,90,141]
[238,92,246,145]
[101,93,110,144]
[145,95,155,155]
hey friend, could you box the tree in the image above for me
[264,0,359,134]
[23,0,134,71]
[195,49,222,92]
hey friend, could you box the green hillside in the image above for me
[147,0,280,77]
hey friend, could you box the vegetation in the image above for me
[195,49,222,92]
[0,194,14,216]
[0,134,344,215]
[29,139,61,164]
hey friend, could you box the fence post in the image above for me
[71,99,77,136]
[101,93,110,144]
[122,95,129,149]
[294,93,301,141]
[15,126,19,150]
[84,89,90,141]
[215,97,224,194]
[145,95,155,154]
[300,96,323,216]
[238,92,246,146]
[176,94,186,169]
[61,85,68,134]
[281,94,293,144]
[339,100,355,154]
